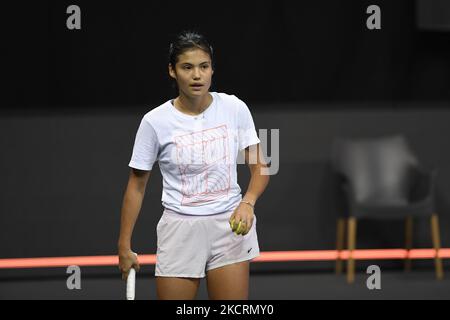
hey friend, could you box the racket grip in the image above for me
[126,268,136,300]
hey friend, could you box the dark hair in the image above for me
[168,30,214,69]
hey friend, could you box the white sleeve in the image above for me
[237,99,260,151]
[128,117,159,171]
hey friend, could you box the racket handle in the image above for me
[126,268,136,300]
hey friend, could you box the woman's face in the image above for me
[169,48,214,98]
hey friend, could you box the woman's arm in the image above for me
[242,143,270,207]
[118,168,151,279]
[230,144,270,235]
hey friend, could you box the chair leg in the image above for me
[335,218,346,275]
[347,217,357,284]
[404,216,413,272]
[431,214,444,280]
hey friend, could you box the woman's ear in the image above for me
[168,64,177,80]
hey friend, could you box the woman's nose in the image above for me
[193,67,201,79]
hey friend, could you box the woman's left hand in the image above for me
[229,203,255,236]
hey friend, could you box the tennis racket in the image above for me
[126,267,136,300]
[126,252,138,300]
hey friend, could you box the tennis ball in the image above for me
[235,221,243,235]
[230,218,235,230]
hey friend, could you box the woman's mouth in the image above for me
[190,84,204,90]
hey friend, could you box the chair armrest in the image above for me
[409,166,437,202]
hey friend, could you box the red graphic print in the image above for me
[174,125,231,205]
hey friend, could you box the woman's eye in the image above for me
[202,65,209,69]
[183,66,191,70]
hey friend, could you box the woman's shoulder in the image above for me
[214,92,246,108]
[141,99,172,123]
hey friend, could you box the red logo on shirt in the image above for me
[174,125,231,205]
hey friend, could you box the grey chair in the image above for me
[331,135,444,283]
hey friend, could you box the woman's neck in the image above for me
[175,92,212,116]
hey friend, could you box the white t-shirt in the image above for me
[128,92,260,216]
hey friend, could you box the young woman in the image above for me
[118,30,269,300]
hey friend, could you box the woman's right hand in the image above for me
[118,249,140,280]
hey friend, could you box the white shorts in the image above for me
[155,208,260,278]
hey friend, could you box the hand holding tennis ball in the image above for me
[229,202,255,236]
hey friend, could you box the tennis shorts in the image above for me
[155,208,260,278]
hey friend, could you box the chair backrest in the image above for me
[331,135,419,206]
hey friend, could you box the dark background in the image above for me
[1,0,450,274]
[3,0,450,109]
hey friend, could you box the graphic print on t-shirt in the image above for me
[174,125,231,206]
